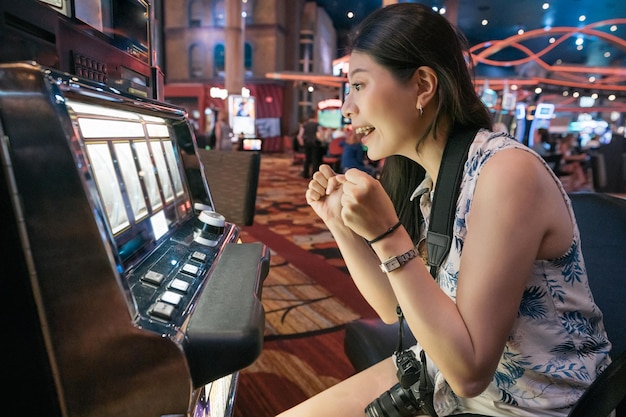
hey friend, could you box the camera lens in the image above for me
[364,383,420,417]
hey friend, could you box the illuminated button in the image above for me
[150,301,175,320]
[169,278,190,293]
[181,263,199,277]
[142,270,165,285]
[191,251,207,263]
[161,291,183,306]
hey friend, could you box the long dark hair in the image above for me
[347,3,493,242]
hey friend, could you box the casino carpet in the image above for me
[239,153,376,337]
[231,153,377,417]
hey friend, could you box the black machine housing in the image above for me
[0,61,269,417]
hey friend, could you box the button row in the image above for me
[145,249,209,321]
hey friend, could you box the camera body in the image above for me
[365,349,431,417]
[396,349,421,389]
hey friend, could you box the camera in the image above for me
[365,349,436,417]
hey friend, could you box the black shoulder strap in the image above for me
[427,128,478,278]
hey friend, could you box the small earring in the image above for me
[418,104,423,116]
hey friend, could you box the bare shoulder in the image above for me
[474,147,573,259]
[472,147,549,210]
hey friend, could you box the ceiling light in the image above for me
[482,19,488,26]
[542,3,550,10]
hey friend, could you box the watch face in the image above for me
[380,247,419,273]
[381,258,401,273]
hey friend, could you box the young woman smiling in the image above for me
[278,3,611,417]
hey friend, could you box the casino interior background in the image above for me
[163,0,626,157]
[162,0,626,193]
[0,1,625,416]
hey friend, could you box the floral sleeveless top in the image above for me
[411,130,612,416]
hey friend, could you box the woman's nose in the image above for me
[342,98,353,119]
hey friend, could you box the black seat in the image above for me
[343,192,626,417]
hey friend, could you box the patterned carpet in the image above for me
[231,152,375,417]
[239,153,376,338]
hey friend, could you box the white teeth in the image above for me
[355,126,374,136]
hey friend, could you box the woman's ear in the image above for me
[412,66,438,112]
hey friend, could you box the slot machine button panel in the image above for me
[181,263,199,277]
[142,270,165,285]
[150,301,176,321]
[169,278,191,293]
[190,250,208,263]
[161,291,183,306]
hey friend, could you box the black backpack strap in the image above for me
[427,128,478,278]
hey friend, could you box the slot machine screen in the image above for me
[68,99,194,263]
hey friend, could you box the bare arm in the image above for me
[306,165,399,320]
[361,150,571,397]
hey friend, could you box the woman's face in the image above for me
[342,51,422,161]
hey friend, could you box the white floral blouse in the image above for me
[410,129,612,416]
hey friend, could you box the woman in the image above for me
[279,4,610,417]
[214,112,233,151]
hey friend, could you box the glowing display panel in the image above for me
[150,140,174,203]
[162,140,184,197]
[85,142,130,234]
[78,118,144,138]
[68,99,191,253]
[134,141,163,211]
[114,141,148,221]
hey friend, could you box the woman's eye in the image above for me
[351,83,361,92]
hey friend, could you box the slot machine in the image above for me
[0,61,269,417]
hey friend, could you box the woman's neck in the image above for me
[415,132,448,188]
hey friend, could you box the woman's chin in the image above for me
[365,147,381,162]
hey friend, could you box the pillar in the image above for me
[225,0,244,96]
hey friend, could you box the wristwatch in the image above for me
[379,246,419,273]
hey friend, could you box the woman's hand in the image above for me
[305,164,345,227]
[335,168,399,242]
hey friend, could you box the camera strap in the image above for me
[426,126,478,278]
[393,127,478,417]
[396,126,477,351]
